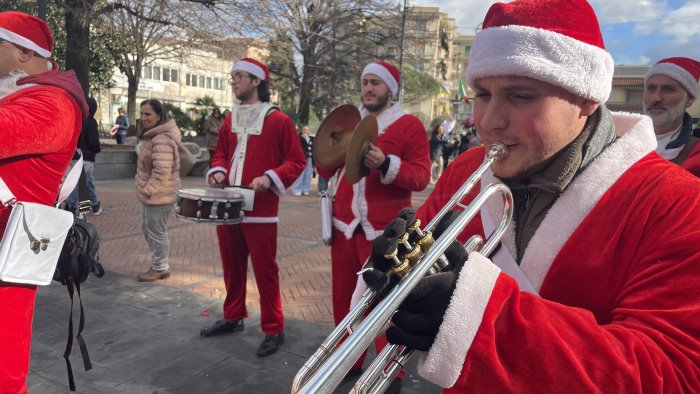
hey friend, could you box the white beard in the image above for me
[0,70,34,100]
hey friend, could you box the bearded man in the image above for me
[316,61,431,390]
[0,11,87,393]
[644,57,700,176]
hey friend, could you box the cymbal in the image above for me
[345,115,378,185]
[313,105,361,170]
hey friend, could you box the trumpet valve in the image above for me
[384,247,410,278]
[416,230,434,252]
[407,218,423,235]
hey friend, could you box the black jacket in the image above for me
[78,97,101,162]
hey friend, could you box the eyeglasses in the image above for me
[228,73,250,84]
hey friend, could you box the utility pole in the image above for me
[398,0,408,104]
[38,0,47,20]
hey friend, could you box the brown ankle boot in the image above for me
[137,268,171,282]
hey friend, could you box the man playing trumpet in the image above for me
[359,0,700,391]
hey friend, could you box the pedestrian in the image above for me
[291,124,314,195]
[644,57,700,176]
[115,107,129,144]
[134,99,180,282]
[204,107,223,167]
[67,96,102,215]
[0,11,88,391]
[201,58,305,357]
[429,123,448,184]
[316,61,430,391]
[357,0,700,391]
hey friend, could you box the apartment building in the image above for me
[96,39,268,129]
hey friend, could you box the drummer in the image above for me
[316,61,431,388]
[201,58,305,357]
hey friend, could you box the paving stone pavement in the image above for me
[29,176,439,393]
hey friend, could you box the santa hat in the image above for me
[0,11,53,58]
[231,57,269,81]
[645,57,700,99]
[362,61,400,97]
[466,0,614,103]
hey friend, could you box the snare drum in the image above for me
[176,188,245,224]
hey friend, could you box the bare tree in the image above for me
[97,0,225,121]
[231,0,403,126]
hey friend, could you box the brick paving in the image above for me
[88,176,434,326]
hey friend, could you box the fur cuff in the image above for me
[419,251,501,388]
[380,154,401,184]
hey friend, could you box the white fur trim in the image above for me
[231,60,266,81]
[380,154,401,185]
[480,113,656,291]
[241,216,278,224]
[646,62,699,99]
[264,169,285,197]
[419,251,501,387]
[205,166,227,182]
[467,25,614,103]
[359,103,406,135]
[362,63,398,97]
[0,27,51,58]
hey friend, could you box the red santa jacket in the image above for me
[317,104,430,240]
[413,113,700,392]
[207,104,305,223]
[0,70,86,234]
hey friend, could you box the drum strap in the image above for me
[231,103,277,185]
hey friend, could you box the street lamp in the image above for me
[397,0,408,104]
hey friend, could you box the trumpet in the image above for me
[291,143,514,394]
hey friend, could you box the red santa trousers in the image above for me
[0,283,37,394]
[216,223,284,334]
[331,228,402,376]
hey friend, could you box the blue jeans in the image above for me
[291,158,313,195]
[318,176,329,193]
[67,160,99,209]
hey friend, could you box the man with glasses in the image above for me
[0,11,88,391]
[202,58,305,357]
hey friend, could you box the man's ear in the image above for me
[17,47,35,63]
[579,99,600,117]
[251,78,261,87]
[686,96,695,109]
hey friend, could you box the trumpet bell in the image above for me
[345,115,378,185]
[313,104,361,170]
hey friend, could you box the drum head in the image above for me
[177,188,244,201]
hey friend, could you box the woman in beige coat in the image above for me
[135,99,181,282]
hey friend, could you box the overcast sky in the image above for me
[414,0,700,66]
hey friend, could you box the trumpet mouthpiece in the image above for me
[487,142,509,161]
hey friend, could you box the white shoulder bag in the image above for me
[0,155,83,285]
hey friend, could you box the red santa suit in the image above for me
[317,103,430,367]
[0,69,87,393]
[682,141,700,175]
[410,112,700,392]
[207,103,305,334]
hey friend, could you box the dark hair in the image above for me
[139,99,168,126]
[431,123,443,136]
[255,78,271,103]
[212,107,221,114]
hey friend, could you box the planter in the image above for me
[94,150,137,180]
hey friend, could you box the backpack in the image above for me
[53,166,105,391]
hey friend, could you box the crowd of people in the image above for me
[2,0,700,391]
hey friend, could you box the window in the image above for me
[214,77,220,90]
[464,46,471,56]
[153,66,161,81]
[162,68,170,82]
[170,69,178,83]
[186,73,191,86]
[206,77,212,89]
[199,76,205,88]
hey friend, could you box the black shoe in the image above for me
[200,319,244,337]
[385,378,402,394]
[256,333,285,357]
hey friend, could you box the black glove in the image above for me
[386,271,458,351]
[362,218,406,292]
